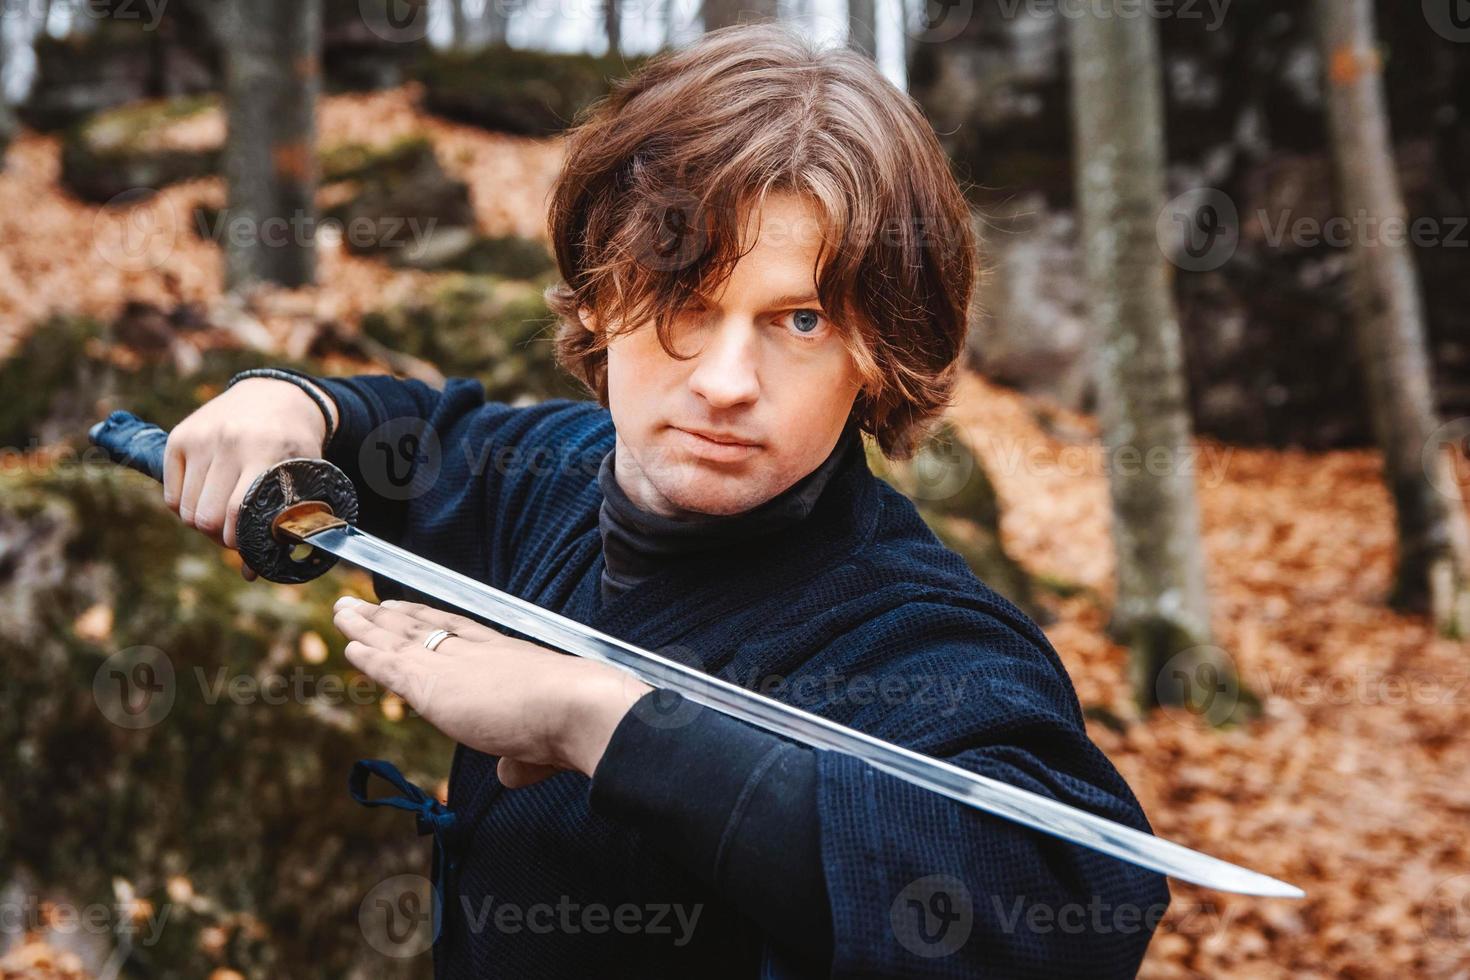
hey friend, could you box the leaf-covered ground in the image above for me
[3,86,1469,979]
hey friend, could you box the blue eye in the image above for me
[790,309,824,337]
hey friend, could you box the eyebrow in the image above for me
[692,290,824,310]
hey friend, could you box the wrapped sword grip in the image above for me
[88,410,169,483]
[87,409,360,584]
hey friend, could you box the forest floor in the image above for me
[3,86,1469,979]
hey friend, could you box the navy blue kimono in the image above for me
[313,372,1171,978]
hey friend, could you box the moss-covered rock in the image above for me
[412,45,648,136]
[432,231,557,280]
[321,136,477,260]
[60,95,221,203]
[359,274,583,403]
[0,312,323,455]
[866,421,1042,621]
[21,19,217,133]
[322,0,431,92]
[0,461,443,978]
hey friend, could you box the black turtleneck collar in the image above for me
[596,419,863,604]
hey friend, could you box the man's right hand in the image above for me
[162,376,340,581]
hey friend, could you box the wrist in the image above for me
[555,661,653,778]
[225,369,340,452]
[244,377,331,451]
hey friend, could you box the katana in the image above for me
[89,409,1304,900]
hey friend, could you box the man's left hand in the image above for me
[331,596,652,788]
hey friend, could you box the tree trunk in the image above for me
[210,0,322,291]
[1314,0,1470,635]
[473,0,509,48]
[451,0,469,50]
[702,0,778,32]
[848,0,876,59]
[605,0,622,55]
[0,18,17,168]
[1068,5,1239,715]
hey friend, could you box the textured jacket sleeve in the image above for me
[307,373,497,547]
[795,597,1172,979]
[587,691,834,973]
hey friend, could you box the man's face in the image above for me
[589,191,865,518]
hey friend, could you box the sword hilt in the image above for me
[90,410,169,482]
[89,410,360,584]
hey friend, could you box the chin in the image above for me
[654,467,773,516]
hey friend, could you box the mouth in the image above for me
[669,426,762,462]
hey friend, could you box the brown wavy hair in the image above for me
[544,22,976,458]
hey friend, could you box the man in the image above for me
[165,23,1170,978]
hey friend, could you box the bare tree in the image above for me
[204,0,322,290]
[1314,0,1470,634]
[702,0,778,32]
[1068,5,1240,712]
[0,15,17,168]
[451,0,469,49]
[471,0,510,48]
[606,0,622,55]
[848,0,876,59]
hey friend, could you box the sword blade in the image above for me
[311,524,1303,899]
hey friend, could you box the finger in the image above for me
[223,468,258,551]
[193,457,240,546]
[333,598,442,648]
[381,600,504,644]
[333,603,425,652]
[497,757,560,789]
[343,639,416,702]
[178,451,213,528]
[162,434,184,510]
[241,562,257,582]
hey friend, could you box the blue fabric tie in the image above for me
[349,758,460,944]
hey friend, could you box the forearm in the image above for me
[584,689,834,969]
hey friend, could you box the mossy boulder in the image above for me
[0,461,442,978]
[322,0,431,92]
[867,421,1042,621]
[433,232,556,279]
[21,20,217,133]
[412,45,648,136]
[0,310,322,456]
[321,136,477,260]
[60,95,221,203]
[359,274,583,403]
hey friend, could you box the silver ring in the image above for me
[423,628,456,652]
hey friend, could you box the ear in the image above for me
[576,306,598,336]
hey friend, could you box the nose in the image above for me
[686,317,760,409]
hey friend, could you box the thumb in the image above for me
[497,757,560,789]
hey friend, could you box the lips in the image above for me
[669,425,763,462]
[676,427,760,447]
